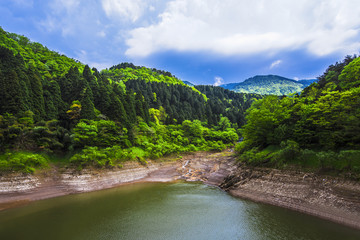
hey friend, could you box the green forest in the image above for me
[221,75,317,95]
[236,55,360,177]
[1,26,360,178]
[0,27,261,173]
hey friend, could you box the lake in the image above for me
[1,182,360,240]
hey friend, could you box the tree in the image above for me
[28,66,45,120]
[80,88,96,120]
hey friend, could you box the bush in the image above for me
[0,152,48,173]
[238,147,272,165]
[70,146,113,168]
[298,149,321,168]
[316,151,340,170]
[339,150,360,173]
[235,140,252,154]
[207,141,227,151]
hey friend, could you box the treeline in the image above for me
[0,27,257,173]
[236,55,360,176]
[108,62,176,78]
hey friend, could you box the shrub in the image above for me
[235,140,252,154]
[339,150,360,173]
[238,147,264,164]
[298,149,321,168]
[70,146,113,168]
[0,152,48,173]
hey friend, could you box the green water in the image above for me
[0,182,360,240]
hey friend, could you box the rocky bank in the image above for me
[221,164,360,230]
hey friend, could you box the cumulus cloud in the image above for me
[214,76,224,86]
[270,60,282,69]
[102,0,146,22]
[125,0,360,58]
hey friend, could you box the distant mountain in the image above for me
[221,75,317,95]
[183,80,195,87]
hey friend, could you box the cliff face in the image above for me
[220,165,360,229]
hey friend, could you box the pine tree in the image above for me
[80,88,96,120]
[109,93,128,125]
[0,47,26,115]
[28,66,46,120]
[124,90,137,124]
[0,69,24,115]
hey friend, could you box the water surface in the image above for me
[0,182,360,240]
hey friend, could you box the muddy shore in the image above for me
[1,151,360,230]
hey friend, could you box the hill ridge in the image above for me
[221,74,317,95]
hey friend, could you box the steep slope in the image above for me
[221,75,317,95]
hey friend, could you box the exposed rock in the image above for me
[220,165,360,229]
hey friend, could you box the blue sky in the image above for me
[1,0,360,85]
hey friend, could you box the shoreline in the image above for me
[1,151,360,230]
[0,151,236,211]
[221,165,360,230]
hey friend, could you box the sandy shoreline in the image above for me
[1,151,360,230]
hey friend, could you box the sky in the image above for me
[1,0,360,85]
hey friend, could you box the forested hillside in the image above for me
[0,27,260,173]
[236,55,360,177]
[221,75,317,95]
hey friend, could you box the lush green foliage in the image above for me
[237,143,360,174]
[124,81,261,125]
[0,27,84,78]
[68,117,238,169]
[236,56,360,176]
[195,85,262,126]
[221,75,317,95]
[0,27,248,173]
[0,152,48,173]
[101,63,206,98]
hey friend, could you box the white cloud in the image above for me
[125,0,360,58]
[102,0,146,22]
[270,60,282,69]
[214,76,224,86]
[293,77,300,81]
